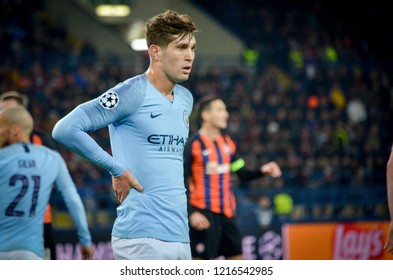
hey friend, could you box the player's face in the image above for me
[207,99,229,130]
[161,34,196,83]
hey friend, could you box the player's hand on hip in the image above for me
[261,161,282,178]
[190,211,210,231]
[112,169,144,203]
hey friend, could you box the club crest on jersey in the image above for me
[183,110,189,128]
[99,92,119,109]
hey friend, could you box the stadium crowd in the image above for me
[1,0,392,227]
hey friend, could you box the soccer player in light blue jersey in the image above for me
[52,10,198,260]
[0,107,93,260]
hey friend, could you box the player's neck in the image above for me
[199,126,221,140]
[11,134,30,145]
[146,69,175,99]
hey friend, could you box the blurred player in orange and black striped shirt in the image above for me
[184,95,281,260]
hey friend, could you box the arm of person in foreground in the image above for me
[235,159,282,182]
[55,153,94,260]
[183,138,210,231]
[52,105,125,177]
[52,101,143,203]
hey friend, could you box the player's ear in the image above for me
[148,44,161,62]
[201,110,210,122]
[11,123,21,135]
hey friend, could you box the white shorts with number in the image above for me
[112,236,191,260]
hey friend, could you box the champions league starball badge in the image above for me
[99,92,119,109]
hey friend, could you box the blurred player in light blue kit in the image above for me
[0,106,94,260]
[52,10,198,260]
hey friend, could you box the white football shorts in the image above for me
[112,236,191,260]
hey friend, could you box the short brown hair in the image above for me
[145,10,198,48]
[196,95,223,122]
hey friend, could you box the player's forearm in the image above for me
[56,161,92,246]
[236,168,264,182]
[69,202,92,247]
[61,187,92,246]
[52,107,125,176]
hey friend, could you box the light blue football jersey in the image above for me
[0,143,91,258]
[52,73,193,242]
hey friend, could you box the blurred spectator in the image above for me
[346,98,367,123]
[255,195,274,228]
[272,178,294,222]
